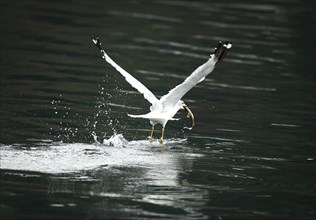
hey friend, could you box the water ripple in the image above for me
[193,35,290,47]
[116,44,206,59]
[108,10,183,23]
[191,135,249,143]
[205,82,276,92]
[201,20,292,33]
[134,38,210,52]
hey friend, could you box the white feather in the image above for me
[100,49,159,106]
[93,38,231,130]
[159,55,217,109]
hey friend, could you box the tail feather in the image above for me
[211,41,232,65]
[127,114,148,118]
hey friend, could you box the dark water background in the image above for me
[0,0,315,219]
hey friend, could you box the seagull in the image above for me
[92,37,232,144]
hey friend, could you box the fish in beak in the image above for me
[183,104,195,129]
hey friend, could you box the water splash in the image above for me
[47,73,127,143]
[49,96,80,141]
[90,73,129,140]
[102,133,129,147]
[0,134,193,174]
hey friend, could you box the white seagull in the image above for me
[92,37,232,144]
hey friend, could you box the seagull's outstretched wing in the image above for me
[160,41,232,107]
[92,37,158,105]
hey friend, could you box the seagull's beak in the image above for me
[183,104,195,129]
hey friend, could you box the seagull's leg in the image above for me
[159,127,165,144]
[148,126,154,143]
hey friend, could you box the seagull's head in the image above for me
[179,100,195,128]
[179,100,187,110]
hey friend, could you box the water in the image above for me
[0,0,315,219]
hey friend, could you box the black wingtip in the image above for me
[211,41,232,65]
[92,37,102,50]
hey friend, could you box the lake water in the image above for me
[0,0,315,219]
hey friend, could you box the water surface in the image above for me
[0,0,315,219]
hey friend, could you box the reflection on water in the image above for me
[1,136,206,218]
[1,0,315,219]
